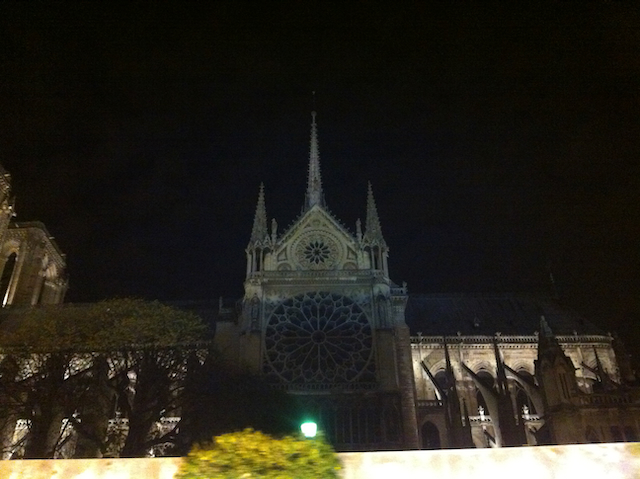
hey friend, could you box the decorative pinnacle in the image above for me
[305,111,324,210]
[539,315,554,338]
[363,182,387,248]
[249,183,268,245]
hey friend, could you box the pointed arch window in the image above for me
[421,421,441,449]
[434,370,448,392]
[370,246,381,270]
[515,370,537,415]
[0,252,17,306]
[475,371,494,414]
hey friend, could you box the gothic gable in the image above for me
[272,205,360,271]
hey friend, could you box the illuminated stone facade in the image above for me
[237,112,417,450]
[228,112,640,451]
[1,117,637,456]
[0,164,67,306]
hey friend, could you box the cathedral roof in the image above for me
[405,293,603,336]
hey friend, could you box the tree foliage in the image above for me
[178,428,341,479]
[0,298,210,458]
[0,299,314,459]
[0,298,209,352]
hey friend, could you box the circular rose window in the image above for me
[304,240,330,265]
[293,232,340,270]
[264,292,375,384]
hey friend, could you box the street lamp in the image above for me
[300,421,318,438]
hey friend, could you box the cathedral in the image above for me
[1,113,639,457]
[215,111,640,450]
[0,164,67,308]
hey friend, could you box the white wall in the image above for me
[0,443,638,479]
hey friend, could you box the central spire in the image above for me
[305,111,324,210]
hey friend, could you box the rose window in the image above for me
[293,232,340,270]
[304,240,330,265]
[264,292,375,384]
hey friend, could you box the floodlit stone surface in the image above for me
[340,443,640,479]
[0,443,639,478]
[0,457,180,479]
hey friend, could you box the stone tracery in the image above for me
[264,291,375,384]
[293,231,340,270]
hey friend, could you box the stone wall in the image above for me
[339,443,640,479]
[0,457,180,479]
[0,443,638,479]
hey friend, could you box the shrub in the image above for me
[177,428,341,479]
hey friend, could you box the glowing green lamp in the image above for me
[300,421,318,438]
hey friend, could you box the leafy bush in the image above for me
[178,428,341,479]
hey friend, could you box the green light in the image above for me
[300,421,318,438]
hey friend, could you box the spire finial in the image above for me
[363,182,387,248]
[305,110,324,210]
[539,315,554,338]
[249,183,268,245]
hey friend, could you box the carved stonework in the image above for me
[0,165,67,307]
[263,291,375,384]
[237,113,416,449]
[293,230,341,270]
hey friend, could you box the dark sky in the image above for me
[0,3,638,345]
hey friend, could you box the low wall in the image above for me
[0,457,181,479]
[339,443,640,479]
[0,443,638,479]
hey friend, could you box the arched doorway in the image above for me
[421,421,440,449]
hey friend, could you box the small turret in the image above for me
[363,182,387,248]
[535,316,578,409]
[363,182,388,273]
[249,183,268,247]
[246,184,270,277]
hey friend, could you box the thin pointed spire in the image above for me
[363,182,387,247]
[249,183,268,245]
[539,315,554,338]
[537,315,572,365]
[305,111,324,210]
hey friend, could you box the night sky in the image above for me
[0,3,638,350]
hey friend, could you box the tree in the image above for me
[0,298,209,458]
[177,428,341,479]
